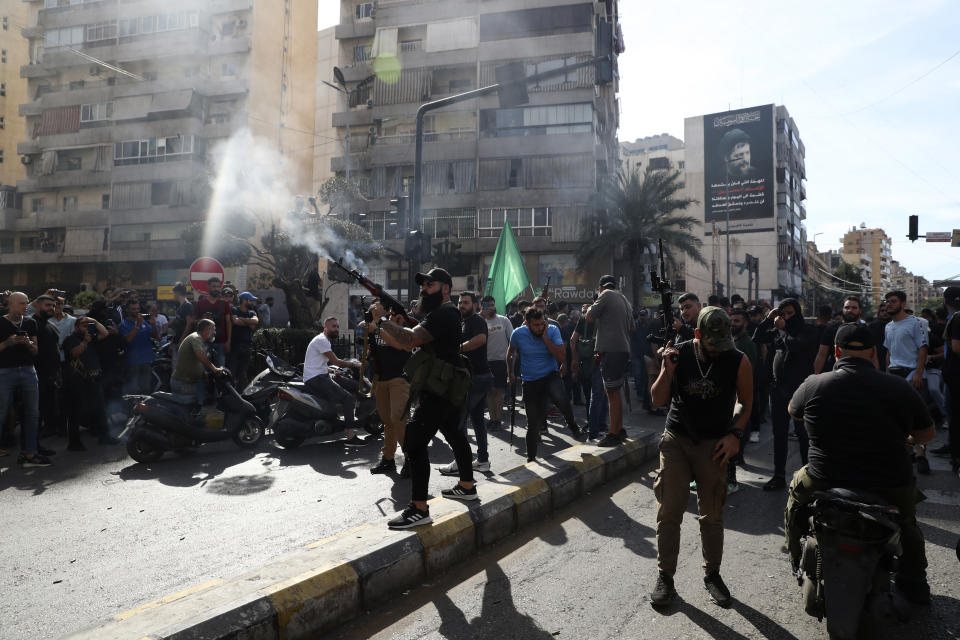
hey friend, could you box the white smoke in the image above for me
[202,129,365,270]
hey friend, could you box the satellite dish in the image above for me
[333,67,345,87]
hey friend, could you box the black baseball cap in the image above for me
[835,323,875,350]
[415,267,453,287]
[944,286,960,308]
[599,274,617,289]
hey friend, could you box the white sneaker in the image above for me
[473,459,491,472]
[439,460,460,475]
[749,431,760,443]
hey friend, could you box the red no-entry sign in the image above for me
[189,257,225,294]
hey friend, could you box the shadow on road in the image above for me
[117,448,259,488]
[576,494,656,558]
[435,563,556,640]
[673,598,751,639]
[731,599,801,640]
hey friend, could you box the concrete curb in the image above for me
[65,431,657,640]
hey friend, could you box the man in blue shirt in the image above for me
[118,299,158,394]
[507,308,586,462]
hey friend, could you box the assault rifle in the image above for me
[647,239,678,362]
[541,276,551,301]
[328,259,418,327]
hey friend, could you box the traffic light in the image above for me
[389,196,407,216]
[404,229,422,260]
[908,215,919,242]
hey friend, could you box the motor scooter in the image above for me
[121,370,263,463]
[243,351,301,426]
[268,362,381,449]
[796,487,904,640]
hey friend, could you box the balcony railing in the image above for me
[376,129,476,145]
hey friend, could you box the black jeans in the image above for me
[65,376,109,442]
[523,371,579,460]
[404,392,474,502]
[771,383,808,478]
[227,343,253,392]
[304,373,355,429]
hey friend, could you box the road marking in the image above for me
[113,578,224,620]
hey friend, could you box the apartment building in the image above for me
[5,0,317,291]
[620,133,684,176]
[329,0,623,301]
[889,259,936,309]
[841,225,892,306]
[1,2,31,203]
[314,25,337,194]
[681,104,808,303]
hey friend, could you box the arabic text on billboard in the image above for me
[703,105,774,229]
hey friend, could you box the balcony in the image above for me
[109,239,185,261]
[18,170,112,192]
[38,209,110,229]
[335,21,376,40]
[209,35,251,56]
[21,64,58,79]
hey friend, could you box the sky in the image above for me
[319,1,960,283]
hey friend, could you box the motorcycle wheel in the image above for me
[276,435,305,449]
[127,435,164,463]
[233,417,265,449]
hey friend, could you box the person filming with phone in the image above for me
[119,298,158,395]
[62,317,113,450]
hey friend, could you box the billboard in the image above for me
[703,104,775,232]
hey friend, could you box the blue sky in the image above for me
[320,1,960,282]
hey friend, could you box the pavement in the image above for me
[0,393,663,639]
[325,431,960,640]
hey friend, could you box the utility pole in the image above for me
[323,68,375,183]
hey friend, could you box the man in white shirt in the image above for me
[303,317,363,444]
[480,295,514,430]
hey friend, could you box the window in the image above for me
[63,196,78,211]
[81,102,113,122]
[508,159,521,188]
[119,18,139,37]
[31,198,44,213]
[359,212,403,241]
[353,44,372,62]
[355,3,373,20]
[221,22,235,36]
[69,80,85,90]
[221,62,237,77]
[116,12,198,38]
[1,49,5,63]
[478,207,552,237]
[0,238,12,253]
[0,82,4,96]
[399,39,421,53]
[85,21,117,43]
[44,26,83,49]
[480,103,593,138]
[114,135,195,165]
[151,181,172,205]
[2,17,7,31]
[527,57,579,89]
[648,157,669,170]
[0,116,4,130]
[142,71,157,81]
[61,155,82,171]
[420,209,476,239]
[101,194,110,210]
[0,150,3,163]
[678,160,685,170]
[449,78,471,93]
[21,237,40,252]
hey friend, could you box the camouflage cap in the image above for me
[697,306,735,351]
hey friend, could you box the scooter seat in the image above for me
[153,391,199,406]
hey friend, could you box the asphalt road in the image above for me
[327,432,960,640]
[0,398,660,640]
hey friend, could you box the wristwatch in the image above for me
[726,428,745,441]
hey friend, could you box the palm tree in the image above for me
[578,167,706,306]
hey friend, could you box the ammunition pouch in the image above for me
[404,347,472,408]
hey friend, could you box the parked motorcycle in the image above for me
[150,336,174,393]
[796,488,904,640]
[268,362,381,449]
[242,351,301,426]
[120,370,263,463]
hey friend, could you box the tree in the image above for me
[816,261,874,316]
[578,168,705,306]
[181,209,376,330]
[317,176,367,217]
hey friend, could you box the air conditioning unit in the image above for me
[369,8,376,18]
[237,19,247,28]
[40,231,50,240]
[107,77,116,85]
[90,64,102,75]
[20,155,32,165]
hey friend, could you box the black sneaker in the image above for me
[441,483,479,502]
[18,453,53,467]
[763,476,786,491]
[370,457,396,474]
[916,456,931,475]
[650,572,677,607]
[398,461,411,479]
[387,504,432,529]
[596,432,621,447]
[571,424,588,442]
[704,572,732,607]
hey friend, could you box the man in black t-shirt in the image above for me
[648,307,753,609]
[941,287,960,467]
[366,308,412,477]
[813,296,863,374]
[785,323,935,604]
[32,294,64,445]
[371,268,477,529]
[62,317,113,449]
[440,292,494,475]
[228,292,260,391]
[0,292,49,466]
[169,282,194,358]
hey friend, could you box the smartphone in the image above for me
[15,330,27,337]
[87,322,97,336]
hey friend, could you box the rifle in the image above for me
[541,276,551,301]
[647,239,678,363]
[328,259,418,327]
[509,378,516,446]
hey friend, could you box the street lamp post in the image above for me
[322,68,375,184]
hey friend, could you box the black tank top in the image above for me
[664,340,743,440]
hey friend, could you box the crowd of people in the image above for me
[0,278,274,465]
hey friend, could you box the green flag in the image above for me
[485,220,530,314]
